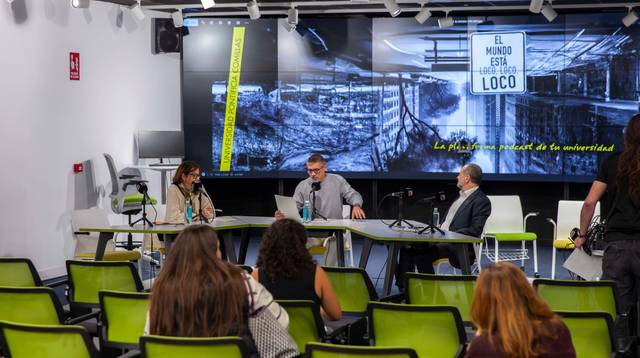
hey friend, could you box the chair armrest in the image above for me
[116,349,141,358]
[73,231,91,236]
[65,310,100,325]
[45,278,68,288]
[524,212,539,231]
[546,218,557,241]
[379,293,405,303]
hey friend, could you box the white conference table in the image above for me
[80,216,481,294]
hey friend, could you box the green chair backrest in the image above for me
[323,266,377,315]
[406,273,476,322]
[306,342,418,358]
[99,290,150,347]
[558,312,614,358]
[277,300,324,353]
[0,258,42,287]
[66,260,143,307]
[368,302,465,358]
[140,335,248,358]
[0,321,98,358]
[533,279,618,319]
[0,287,64,325]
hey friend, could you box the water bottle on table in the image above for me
[185,197,193,224]
[303,200,311,223]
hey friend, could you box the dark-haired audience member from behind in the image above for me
[252,219,342,321]
[577,113,640,345]
[466,262,576,358]
[147,225,290,357]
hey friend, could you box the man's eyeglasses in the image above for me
[306,168,324,175]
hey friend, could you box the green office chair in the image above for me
[323,266,378,315]
[0,286,98,327]
[98,290,150,352]
[66,260,144,311]
[0,321,99,358]
[405,273,476,323]
[557,311,615,358]
[368,302,466,358]
[140,335,249,358]
[306,342,418,358]
[0,258,43,287]
[0,287,65,325]
[277,300,325,354]
[104,153,157,251]
[533,279,618,320]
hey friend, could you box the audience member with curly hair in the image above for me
[466,262,575,358]
[252,218,342,321]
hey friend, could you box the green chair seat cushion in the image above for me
[554,239,575,250]
[112,194,158,207]
[76,251,141,261]
[485,232,537,241]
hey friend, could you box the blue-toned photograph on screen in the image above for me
[182,13,639,181]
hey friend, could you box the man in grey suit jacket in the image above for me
[396,163,491,290]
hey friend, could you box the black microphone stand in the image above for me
[131,183,154,228]
[310,189,327,221]
[417,200,444,235]
[193,191,210,224]
[388,193,414,228]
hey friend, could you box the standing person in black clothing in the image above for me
[396,163,491,290]
[577,113,640,344]
[252,219,342,321]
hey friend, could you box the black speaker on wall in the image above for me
[152,18,182,54]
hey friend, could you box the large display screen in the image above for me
[182,14,639,181]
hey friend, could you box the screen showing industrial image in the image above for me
[182,14,639,181]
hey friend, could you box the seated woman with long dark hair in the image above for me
[252,219,342,321]
[147,224,292,356]
[466,262,576,358]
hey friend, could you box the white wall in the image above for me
[0,0,181,278]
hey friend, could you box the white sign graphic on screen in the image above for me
[470,32,526,94]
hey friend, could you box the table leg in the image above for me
[238,228,250,265]
[222,230,238,264]
[95,232,114,261]
[459,244,471,275]
[358,238,373,269]
[163,234,177,258]
[383,243,399,295]
[335,231,345,267]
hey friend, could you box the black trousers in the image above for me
[396,243,474,289]
[602,240,640,338]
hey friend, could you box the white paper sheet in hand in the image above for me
[562,248,603,281]
[274,195,302,222]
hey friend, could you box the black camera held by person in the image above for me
[570,217,606,256]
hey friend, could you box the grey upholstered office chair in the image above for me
[104,153,156,250]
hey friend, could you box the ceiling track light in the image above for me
[414,3,431,24]
[529,0,543,14]
[130,1,145,20]
[382,0,401,17]
[201,0,215,10]
[541,1,557,22]
[287,5,298,25]
[70,0,90,8]
[171,10,184,27]
[623,7,638,27]
[438,11,453,28]
[247,0,260,20]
